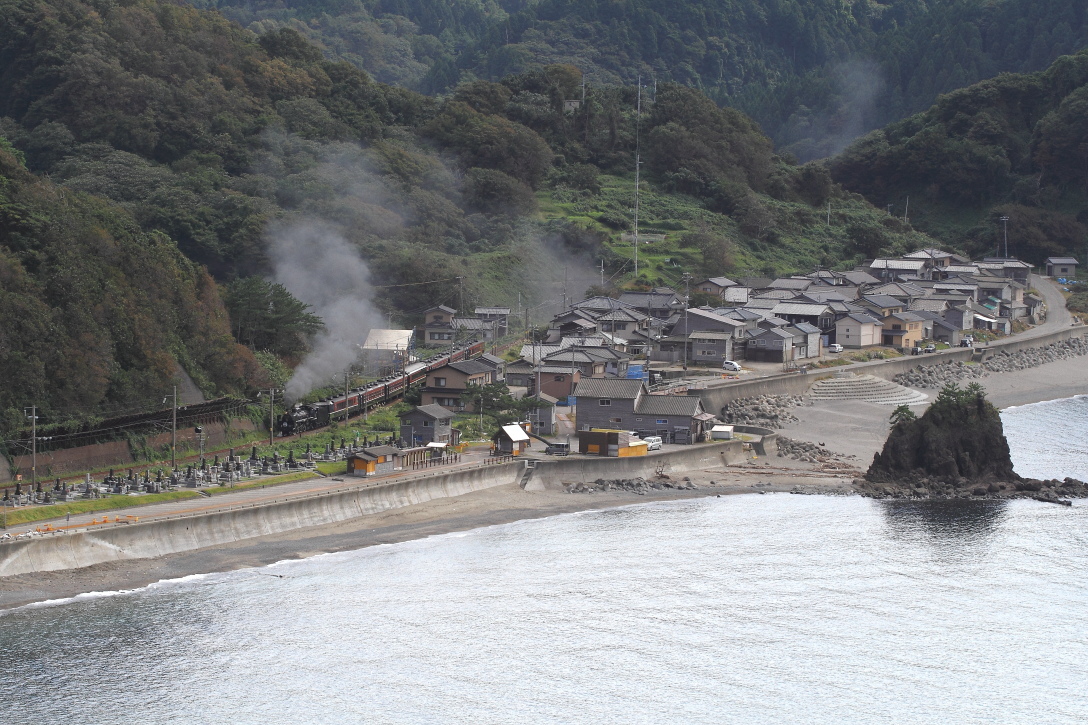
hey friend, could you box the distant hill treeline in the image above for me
[193,0,1088,158]
[830,49,1088,265]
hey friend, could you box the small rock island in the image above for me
[855,383,1087,503]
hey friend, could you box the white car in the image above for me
[828,343,844,353]
[643,436,663,451]
[721,360,742,371]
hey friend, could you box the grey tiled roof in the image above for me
[635,395,703,416]
[406,404,456,420]
[573,378,646,399]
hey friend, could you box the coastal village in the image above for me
[3,246,1082,526]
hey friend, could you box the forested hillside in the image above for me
[0,141,263,432]
[0,0,954,435]
[829,49,1088,265]
[193,0,1088,158]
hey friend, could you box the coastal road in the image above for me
[1022,273,1072,335]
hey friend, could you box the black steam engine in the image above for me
[277,339,486,436]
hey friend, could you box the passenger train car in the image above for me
[279,339,485,435]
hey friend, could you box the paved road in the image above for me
[1022,273,1072,335]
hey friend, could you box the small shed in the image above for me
[710,425,734,440]
[576,429,647,457]
[1045,257,1078,278]
[494,424,531,455]
[346,451,378,477]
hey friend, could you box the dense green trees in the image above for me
[0,143,264,434]
[829,50,1088,264]
[224,277,324,357]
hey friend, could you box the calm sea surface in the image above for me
[1,398,1086,724]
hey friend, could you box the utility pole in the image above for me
[682,273,691,370]
[634,75,642,279]
[268,389,275,446]
[171,385,177,469]
[599,258,605,287]
[1000,215,1010,258]
[345,368,351,422]
[904,196,909,223]
[24,406,36,492]
[457,276,464,314]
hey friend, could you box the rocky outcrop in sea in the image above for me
[859,383,1087,504]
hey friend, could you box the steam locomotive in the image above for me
[278,339,486,436]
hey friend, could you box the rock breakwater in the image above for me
[855,474,1088,503]
[566,476,700,495]
[719,395,805,428]
[894,338,1088,389]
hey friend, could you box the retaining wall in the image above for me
[0,462,522,578]
[5,419,259,484]
[0,440,774,577]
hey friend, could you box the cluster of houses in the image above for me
[358,248,1074,450]
[515,249,1055,371]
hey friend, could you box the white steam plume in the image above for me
[270,220,384,401]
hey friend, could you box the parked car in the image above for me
[923,344,936,353]
[910,346,922,355]
[960,336,974,347]
[722,360,742,371]
[544,442,570,456]
[643,436,663,451]
[827,343,844,353]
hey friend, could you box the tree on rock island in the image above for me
[867,383,1017,485]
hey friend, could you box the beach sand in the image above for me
[3,354,1086,611]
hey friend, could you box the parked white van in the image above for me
[721,360,742,371]
[643,436,663,451]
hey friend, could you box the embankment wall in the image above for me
[0,462,523,578]
[3,419,259,485]
[0,440,772,577]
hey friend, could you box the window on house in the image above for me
[656,419,668,425]
[434,377,446,387]
[598,399,611,406]
[610,418,622,423]
[758,339,766,345]
[422,420,431,427]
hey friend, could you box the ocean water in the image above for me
[1001,394,1088,481]
[1,399,1087,724]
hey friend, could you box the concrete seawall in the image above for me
[0,463,523,578]
[0,440,771,578]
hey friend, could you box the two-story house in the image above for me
[422,305,458,347]
[421,359,495,411]
[835,312,883,349]
[881,311,925,348]
[573,378,711,444]
[399,405,456,445]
